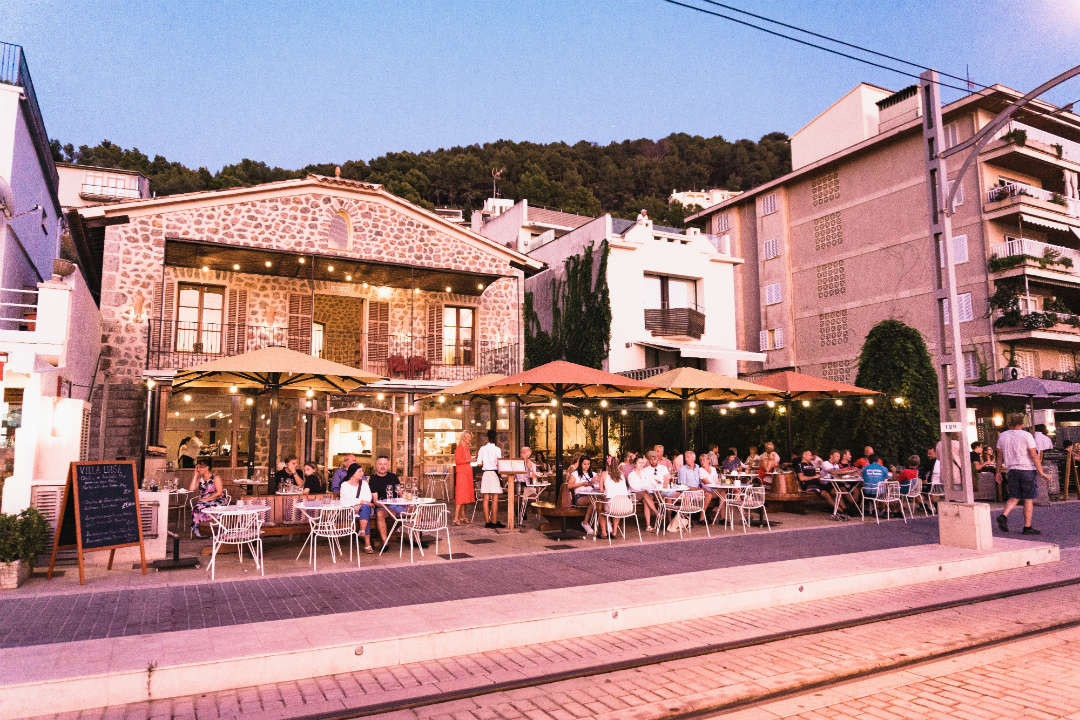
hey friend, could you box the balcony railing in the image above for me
[0,288,38,331]
[644,304,706,339]
[985,181,1080,218]
[146,319,520,383]
[990,237,1080,274]
[0,42,57,195]
[617,365,670,380]
[79,183,142,201]
[996,121,1080,165]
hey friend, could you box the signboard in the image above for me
[498,458,527,474]
[47,461,147,584]
[940,421,963,433]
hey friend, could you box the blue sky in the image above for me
[4,0,1078,171]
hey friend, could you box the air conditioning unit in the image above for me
[1000,366,1022,381]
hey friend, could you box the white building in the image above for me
[470,197,593,253]
[668,188,742,210]
[56,162,150,209]
[0,42,101,521]
[475,200,764,377]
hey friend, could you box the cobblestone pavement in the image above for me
[36,548,1080,720]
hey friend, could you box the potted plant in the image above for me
[0,508,49,590]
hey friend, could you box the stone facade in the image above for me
[86,176,530,466]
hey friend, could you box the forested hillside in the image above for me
[51,132,790,226]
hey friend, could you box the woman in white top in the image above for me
[697,452,719,523]
[337,463,374,553]
[601,458,631,539]
[626,455,659,531]
[569,455,599,535]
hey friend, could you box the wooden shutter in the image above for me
[368,301,389,363]
[759,330,768,352]
[773,327,785,350]
[287,293,313,353]
[426,303,443,362]
[226,288,248,354]
[149,280,177,357]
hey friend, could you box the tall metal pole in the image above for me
[921,69,974,504]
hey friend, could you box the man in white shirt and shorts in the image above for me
[477,429,504,529]
[996,414,1051,535]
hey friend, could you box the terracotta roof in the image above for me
[754,370,877,398]
[526,206,594,229]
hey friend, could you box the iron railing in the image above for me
[0,288,38,330]
[145,318,520,382]
[0,42,58,196]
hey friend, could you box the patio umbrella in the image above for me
[754,370,880,460]
[173,346,383,490]
[464,361,655,503]
[421,373,507,433]
[972,377,1080,433]
[644,367,781,450]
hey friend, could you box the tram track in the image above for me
[293,574,1080,720]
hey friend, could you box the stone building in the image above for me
[69,173,541,478]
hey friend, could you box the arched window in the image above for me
[328,212,350,250]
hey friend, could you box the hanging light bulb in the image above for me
[646,400,654,408]
[583,409,590,416]
[229,385,238,394]
[620,408,627,416]
[689,400,696,409]
[657,408,664,415]
[245,397,254,406]
[766,400,775,408]
[834,399,844,406]
[455,407,462,414]
[551,398,558,407]
[146,378,156,390]
[376,392,385,401]
[720,408,727,415]
[497,397,505,405]
[305,388,314,398]
[727,401,737,408]
[801,400,811,407]
[749,407,756,414]
[174,410,180,417]
[865,398,875,406]
[437,395,446,403]
[183,394,192,403]
[894,396,905,405]
[600,399,608,408]
[688,408,696,416]
[778,406,786,414]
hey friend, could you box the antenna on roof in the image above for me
[491,167,505,198]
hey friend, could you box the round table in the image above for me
[233,479,268,496]
[826,477,864,517]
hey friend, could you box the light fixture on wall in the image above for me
[327,265,334,272]
[445,286,452,293]
[245,397,254,406]
[201,265,209,272]
[264,260,272,268]
[377,286,392,299]
[183,394,192,403]
[232,264,240,271]
[131,294,147,322]
[298,257,305,264]
[345,274,352,281]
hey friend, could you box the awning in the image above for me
[635,340,765,362]
[1020,213,1073,233]
[1072,226,1080,243]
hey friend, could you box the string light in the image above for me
[689,408,696,415]
[689,400,696,408]
[437,396,446,403]
[778,406,786,414]
[455,407,462,414]
[183,394,192,403]
[232,263,240,271]
[766,400,775,408]
[583,409,590,416]
[297,257,305,264]
[174,410,179,416]
[894,396,905,405]
[600,399,608,408]
[376,392,385,400]
[327,265,334,272]
[497,397,505,405]
[720,408,727,415]
[551,399,558,407]
[146,378,156,390]
[229,385,237,394]
[646,400,654,408]
[801,400,811,407]
[345,274,352,281]
[201,265,209,272]
[264,260,272,267]
[865,398,874,406]
[620,409,627,416]
[305,389,314,398]
[245,397,254,406]
[834,399,844,406]
[749,407,756,414]
[727,401,737,408]
[657,408,664,415]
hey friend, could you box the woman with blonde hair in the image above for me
[453,430,475,525]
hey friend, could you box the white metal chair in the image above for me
[517,481,550,526]
[669,489,709,538]
[600,493,641,544]
[306,505,361,571]
[902,477,933,517]
[735,486,770,533]
[402,503,451,562]
[925,479,944,515]
[715,485,746,530]
[378,500,418,555]
[862,480,907,524]
[424,469,451,501]
[206,508,264,581]
[189,490,232,538]
[653,490,677,534]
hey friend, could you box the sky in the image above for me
[3,0,1079,171]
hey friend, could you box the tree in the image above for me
[852,320,939,465]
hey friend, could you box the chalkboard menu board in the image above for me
[48,461,146,585]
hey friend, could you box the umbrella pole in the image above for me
[785,398,794,461]
[247,396,257,478]
[682,398,689,452]
[267,384,280,493]
[555,397,565,507]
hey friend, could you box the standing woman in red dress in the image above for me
[453,430,475,525]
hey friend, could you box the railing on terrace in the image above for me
[991,237,1080,271]
[644,303,706,339]
[985,181,1080,217]
[705,233,732,254]
[617,366,670,380]
[997,121,1080,165]
[0,288,38,331]
[145,319,520,382]
[79,183,142,200]
[0,43,57,194]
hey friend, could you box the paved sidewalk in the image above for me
[1,516,942,649]
[39,548,1080,720]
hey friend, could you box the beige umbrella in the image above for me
[172,346,383,490]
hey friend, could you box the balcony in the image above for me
[994,310,1080,346]
[146,319,520,383]
[989,237,1080,281]
[644,304,706,339]
[79,183,142,202]
[984,181,1080,220]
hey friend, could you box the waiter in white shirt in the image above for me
[476,429,505,529]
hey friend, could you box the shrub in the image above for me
[0,508,49,565]
[1003,128,1028,146]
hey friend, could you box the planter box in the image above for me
[0,560,30,590]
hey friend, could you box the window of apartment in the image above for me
[813,212,843,250]
[645,274,698,309]
[715,213,731,232]
[84,172,138,191]
[810,171,840,206]
[759,193,777,216]
[328,212,351,250]
[764,282,782,306]
[758,327,785,351]
[1060,352,1076,374]
[442,306,474,366]
[175,284,224,353]
[821,360,850,383]
[1015,350,1036,379]
[763,237,781,260]
[942,292,974,324]
[946,179,964,211]
[937,234,969,266]
[944,123,959,150]
[948,351,980,382]
[816,260,846,299]
[312,321,325,359]
[819,310,848,346]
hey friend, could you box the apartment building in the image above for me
[470,197,593,253]
[689,82,1080,386]
[56,162,150,209]
[668,188,741,210]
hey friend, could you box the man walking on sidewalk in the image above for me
[996,414,1051,535]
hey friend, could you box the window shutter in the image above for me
[156,280,176,353]
[774,327,785,349]
[959,292,974,323]
[367,301,389,365]
[226,289,248,355]
[759,330,769,352]
[938,236,968,266]
[426,303,443,362]
[287,293,313,353]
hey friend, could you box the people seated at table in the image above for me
[453,430,474,526]
[757,442,781,487]
[188,457,225,538]
[477,429,504,529]
[840,449,856,471]
[672,452,684,472]
[514,446,539,488]
[338,463,374,553]
[860,454,890,498]
[745,445,761,470]
[627,454,659,531]
[275,456,304,493]
[330,453,357,493]
[602,457,631,537]
[796,449,841,518]
[676,450,700,488]
[302,462,325,494]
[970,442,991,473]
[721,448,742,474]
[644,449,671,488]
[854,446,874,469]
[821,449,848,480]
[653,445,674,472]
[368,455,401,545]
[619,451,637,480]
[897,455,920,494]
[569,455,599,535]
[699,452,720,486]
